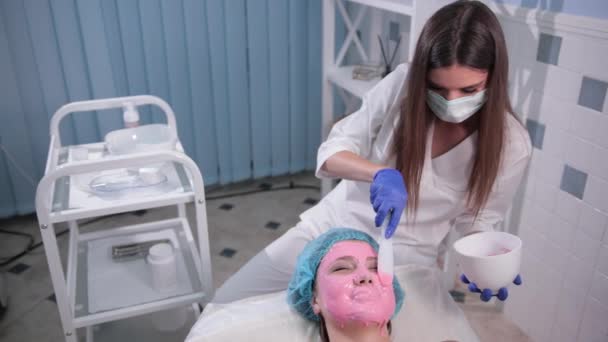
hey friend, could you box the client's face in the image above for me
[312,241,396,327]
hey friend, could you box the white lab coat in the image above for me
[298,63,532,267]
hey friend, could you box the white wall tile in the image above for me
[595,114,608,149]
[537,269,561,341]
[563,133,595,173]
[578,203,608,241]
[521,247,545,287]
[542,127,566,159]
[537,153,563,193]
[584,176,608,214]
[519,224,546,260]
[514,89,573,131]
[577,297,608,342]
[591,145,608,182]
[526,287,549,341]
[559,34,608,83]
[506,282,537,338]
[597,245,608,279]
[548,215,577,250]
[504,284,531,334]
[569,106,605,144]
[571,229,602,265]
[532,63,581,103]
[550,323,579,342]
[535,180,558,212]
[523,173,537,201]
[553,285,586,338]
[524,198,552,236]
[564,253,595,293]
[545,96,575,131]
[555,190,583,225]
[590,271,608,307]
[542,237,569,271]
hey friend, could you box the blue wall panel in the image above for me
[1,0,50,175]
[307,0,322,170]
[246,0,272,178]
[162,0,196,159]
[0,0,324,218]
[24,0,76,147]
[0,10,37,215]
[115,0,153,124]
[289,0,308,173]
[183,0,220,185]
[139,0,172,124]
[224,0,252,182]
[50,0,100,144]
[268,0,290,176]
[206,0,233,183]
[77,0,123,136]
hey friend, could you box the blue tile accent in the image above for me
[560,165,588,199]
[526,119,545,149]
[389,21,400,42]
[536,33,562,65]
[578,76,608,112]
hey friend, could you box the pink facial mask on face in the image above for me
[315,241,396,327]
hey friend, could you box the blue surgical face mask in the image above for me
[426,89,487,123]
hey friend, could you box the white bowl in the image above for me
[105,124,176,155]
[452,231,522,291]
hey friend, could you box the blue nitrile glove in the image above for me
[370,168,408,239]
[460,274,522,302]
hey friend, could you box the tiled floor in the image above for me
[0,172,529,341]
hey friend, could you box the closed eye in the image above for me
[330,261,355,273]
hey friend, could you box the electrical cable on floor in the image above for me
[0,229,35,267]
[0,181,320,267]
[205,181,320,200]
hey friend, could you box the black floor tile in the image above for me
[8,263,30,275]
[265,221,281,230]
[219,248,237,258]
[219,203,234,211]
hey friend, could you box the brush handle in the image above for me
[377,221,394,281]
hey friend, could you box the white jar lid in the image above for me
[148,243,174,263]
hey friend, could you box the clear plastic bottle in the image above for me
[123,102,140,128]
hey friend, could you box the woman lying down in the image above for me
[186,228,479,341]
[287,228,403,341]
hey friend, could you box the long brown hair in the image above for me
[394,0,513,219]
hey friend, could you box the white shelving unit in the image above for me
[321,0,445,195]
[35,95,213,342]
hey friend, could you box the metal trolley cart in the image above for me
[35,95,213,341]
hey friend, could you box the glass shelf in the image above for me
[73,218,205,326]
